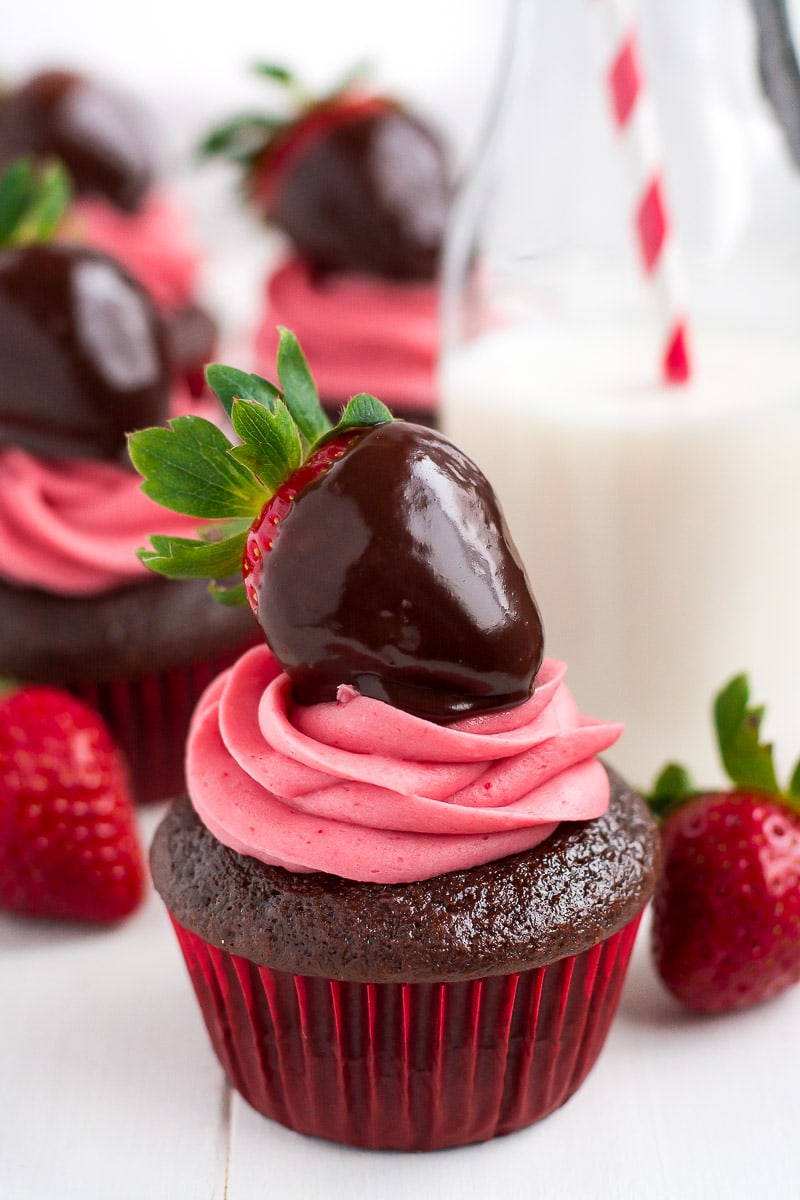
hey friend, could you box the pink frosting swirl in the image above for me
[0,444,207,595]
[66,191,199,311]
[186,644,623,883]
[254,256,438,413]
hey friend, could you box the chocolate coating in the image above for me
[0,243,170,461]
[0,70,153,212]
[272,107,449,281]
[259,422,544,721]
[150,767,660,983]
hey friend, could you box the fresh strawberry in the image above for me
[199,63,450,280]
[128,327,543,722]
[0,69,152,213]
[0,157,170,461]
[649,674,800,1013]
[0,684,146,922]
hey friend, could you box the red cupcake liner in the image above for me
[170,911,643,1150]
[70,642,254,805]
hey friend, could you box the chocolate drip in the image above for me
[259,421,544,721]
[0,243,170,461]
[0,70,153,212]
[274,108,450,281]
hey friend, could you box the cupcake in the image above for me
[133,329,660,1150]
[200,64,449,425]
[0,66,217,393]
[0,161,258,804]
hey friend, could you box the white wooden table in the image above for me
[2,802,797,1200]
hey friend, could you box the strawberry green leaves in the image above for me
[714,673,781,795]
[338,393,393,430]
[129,328,393,603]
[0,157,71,248]
[275,326,332,445]
[129,415,267,519]
[649,673,800,817]
[648,763,694,820]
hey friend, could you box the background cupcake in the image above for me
[200,63,450,426]
[132,331,660,1149]
[0,160,258,804]
[0,65,218,394]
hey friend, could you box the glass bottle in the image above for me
[440,0,800,787]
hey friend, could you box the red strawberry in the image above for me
[649,674,800,1013]
[0,685,146,922]
[200,63,450,280]
[128,328,544,722]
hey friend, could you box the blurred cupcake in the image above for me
[0,66,217,393]
[200,63,450,424]
[0,160,258,804]
[134,332,660,1149]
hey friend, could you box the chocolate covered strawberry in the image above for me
[200,64,450,280]
[0,68,152,212]
[0,158,170,461]
[129,328,543,721]
[0,683,145,922]
[649,675,800,1013]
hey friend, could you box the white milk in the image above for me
[440,324,800,789]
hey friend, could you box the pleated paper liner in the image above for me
[70,639,257,804]
[170,911,643,1150]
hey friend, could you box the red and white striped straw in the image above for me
[590,0,692,384]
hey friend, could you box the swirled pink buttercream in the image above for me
[66,191,199,311]
[186,643,623,883]
[254,256,438,413]
[0,429,207,595]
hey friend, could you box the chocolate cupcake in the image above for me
[0,67,217,393]
[0,163,258,803]
[132,331,659,1148]
[200,64,449,425]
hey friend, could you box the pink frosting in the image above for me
[254,256,439,413]
[186,643,623,884]
[0,445,208,595]
[0,392,220,596]
[66,192,199,311]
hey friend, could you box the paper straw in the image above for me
[590,0,692,384]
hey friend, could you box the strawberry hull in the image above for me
[170,913,643,1150]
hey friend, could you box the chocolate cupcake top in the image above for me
[0,575,257,685]
[151,767,659,983]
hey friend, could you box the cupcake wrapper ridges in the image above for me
[170,912,643,1151]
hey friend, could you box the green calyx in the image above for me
[127,327,392,604]
[0,157,72,248]
[197,60,370,170]
[650,673,800,820]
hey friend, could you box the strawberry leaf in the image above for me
[789,759,800,801]
[276,327,332,445]
[714,673,780,795]
[209,579,249,606]
[0,157,71,247]
[649,762,695,820]
[137,529,247,579]
[197,114,284,163]
[128,416,267,519]
[251,62,296,85]
[336,393,393,431]
[229,396,302,490]
[205,363,281,419]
